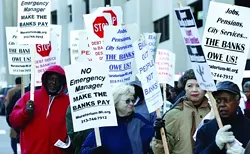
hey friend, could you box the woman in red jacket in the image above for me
[9,65,71,154]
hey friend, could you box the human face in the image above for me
[46,73,62,94]
[116,95,135,117]
[214,91,239,119]
[244,88,250,100]
[185,79,205,105]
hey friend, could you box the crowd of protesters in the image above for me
[4,65,250,154]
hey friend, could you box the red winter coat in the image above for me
[9,65,70,154]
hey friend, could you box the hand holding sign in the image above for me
[133,34,169,154]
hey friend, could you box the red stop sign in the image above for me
[103,10,117,26]
[36,41,52,57]
[93,16,109,38]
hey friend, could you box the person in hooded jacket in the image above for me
[9,65,71,154]
[152,69,211,154]
[81,83,154,154]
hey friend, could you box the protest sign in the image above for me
[34,25,61,86]
[133,35,163,113]
[175,7,216,91]
[202,1,250,85]
[6,27,32,75]
[64,62,117,132]
[18,0,51,44]
[104,24,139,84]
[94,6,123,26]
[70,30,81,64]
[155,49,175,86]
[144,32,161,58]
[83,6,123,61]
[78,30,93,62]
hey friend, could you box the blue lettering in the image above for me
[117,29,127,33]
[146,72,153,82]
[106,45,114,51]
[119,52,134,60]
[145,82,158,95]
[138,41,146,50]
[139,60,154,73]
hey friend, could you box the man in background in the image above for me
[5,76,22,154]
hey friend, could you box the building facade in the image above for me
[1,0,250,85]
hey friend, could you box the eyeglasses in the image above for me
[125,99,135,104]
[215,96,233,104]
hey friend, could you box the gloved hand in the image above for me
[26,100,34,115]
[215,125,235,150]
[154,118,166,140]
[90,146,109,154]
[227,143,245,154]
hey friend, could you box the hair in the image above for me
[112,84,135,106]
[243,81,250,90]
[15,77,22,84]
[177,75,185,89]
[182,69,196,87]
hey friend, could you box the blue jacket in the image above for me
[81,113,154,154]
[130,81,157,124]
[194,108,250,154]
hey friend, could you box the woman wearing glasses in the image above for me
[81,83,154,154]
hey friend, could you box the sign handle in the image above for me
[178,0,183,7]
[207,91,230,149]
[21,75,25,96]
[94,127,102,146]
[156,109,170,154]
[162,84,167,113]
[30,49,36,101]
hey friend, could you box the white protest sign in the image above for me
[70,30,82,64]
[104,24,139,84]
[34,25,61,86]
[64,62,117,132]
[6,27,32,75]
[202,2,250,85]
[78,30,93,62]
[133,35,163,113]
[83,6,123,61]
[155,49,175,86]
[175,7,216,91]
[18,0,51,44]
[144,33,161,54]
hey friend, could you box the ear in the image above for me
[235,95,241,106]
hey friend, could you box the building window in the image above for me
[153,15,169,43]
[104,0,111,6]
[68,5,72,22]
[235,0,250,7]
[189,0,202,28]
[51,11,57,24]
[85,0,90,14]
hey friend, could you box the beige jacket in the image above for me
[5,85,21,138]
[152,97,210,154]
